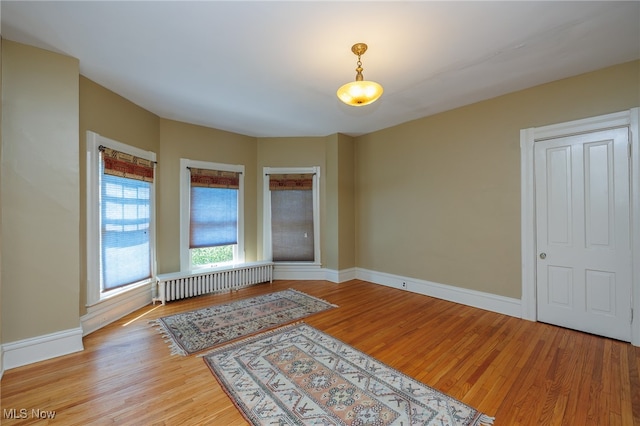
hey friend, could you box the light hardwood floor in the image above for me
[1,279,639,425]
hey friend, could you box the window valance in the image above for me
[190,168,240,189]
[269,173,314,191]
[100,145,154,182]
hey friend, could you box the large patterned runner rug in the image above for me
[152,289,337,355]
[203,323,494,426]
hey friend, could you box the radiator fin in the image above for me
[155,262,273,304]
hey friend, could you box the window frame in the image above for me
[86,131,157,307]
[263,166,321,264]
[180,158,245,271]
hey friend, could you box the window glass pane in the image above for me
[271,189,314,261]
[191,245,234,267]
[190,187,238,248]
[101,173,151,291]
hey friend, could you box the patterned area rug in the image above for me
[203,323,494,426]
[152,289,337,355]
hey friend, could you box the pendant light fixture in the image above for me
[336,43,383,107]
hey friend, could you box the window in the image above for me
[86,131,156,306]
[263,167,320,263]
[180,159,244,270]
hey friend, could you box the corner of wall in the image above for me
[2,38,81,360]
[0,345,4,380]
[0,35,4,382]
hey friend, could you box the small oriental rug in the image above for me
[152,289,337,355]
[203,323,494,426]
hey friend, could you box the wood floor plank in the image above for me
[1,279,638,425]
[628,344,640,425]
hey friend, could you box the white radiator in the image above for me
[154,261,274,305]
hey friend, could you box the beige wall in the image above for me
[80,76,160,153]
[79,76,160,316]
[325,135,339,270]
[325,133,356,271]
[1,40,80,341]
[0,38,4,369]
[158,119,258,274]
[337,133,356,270]
[355,60,640,299]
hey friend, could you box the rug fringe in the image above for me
[288,288,339,307]
[149,319,188,356]
[475,414,495,425]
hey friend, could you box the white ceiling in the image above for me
[1,1,639,138]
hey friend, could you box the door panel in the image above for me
[546,146,572,246]
[585,141,614,248]
[547,266,572,308]
[585,269,615,316]
[535,128,631,341]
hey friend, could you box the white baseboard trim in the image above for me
[325,267,356,283]
[356,268,522,318]
[2,327,84,371]
[273,264,327,280]
[272,265,356,283]
[81,283,152,336]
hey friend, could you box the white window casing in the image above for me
[179,158,245,271]
[86,131,157,307]
[263,166,321,265]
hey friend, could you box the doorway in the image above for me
[521,109,640,345]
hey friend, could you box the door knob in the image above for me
[539,253,547,259]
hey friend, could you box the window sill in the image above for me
[273,262,321,267]
[82,282,153,336]
[86,280,152,309]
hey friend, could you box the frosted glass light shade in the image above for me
[336,80,384,106]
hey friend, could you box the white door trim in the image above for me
[520,108,640,346]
